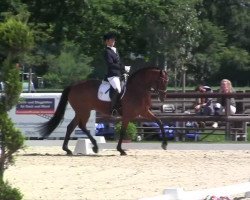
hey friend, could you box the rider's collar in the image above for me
[107,46,117,53]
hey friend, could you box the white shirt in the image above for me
[107,46,117,53]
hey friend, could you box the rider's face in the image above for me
[221,81,230,93]
[105,38,115,47]
[199,87,206,93]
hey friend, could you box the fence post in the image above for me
[225,98,231,140]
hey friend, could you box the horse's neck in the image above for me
[129,71,157,91]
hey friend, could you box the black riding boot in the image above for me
[110,89,119,115]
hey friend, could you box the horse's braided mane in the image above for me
[128,66,160,83]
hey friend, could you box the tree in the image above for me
[190,19,227,83]
[197,0,250,85]
[16,0,203,84]
[13,0,249,85]
[43,41,93,88]
[88,0,201,84]
[217,46,250,86]
[200,0,250,52]
[124,0,201,86]
[0,16,33,183]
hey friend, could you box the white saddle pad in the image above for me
[98,81,126,102]
[98,81,111,102]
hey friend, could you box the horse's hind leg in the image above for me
[63,117,78,155]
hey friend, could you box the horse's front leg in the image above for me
[155,118,167,150]
[82,127,98,153]
[142,110,168,150]
[117,121,129,156]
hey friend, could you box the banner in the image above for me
[16,98,55,114]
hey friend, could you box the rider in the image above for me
[103,32,126,114]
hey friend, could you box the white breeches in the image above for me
[107,76,121,93]
[214,103,236,115]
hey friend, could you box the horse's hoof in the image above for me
[92,146,99,153]
[120,151,127,156]
[66,150,73,155]
[161,143,167,150]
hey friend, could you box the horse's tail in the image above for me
[39,86,71,138]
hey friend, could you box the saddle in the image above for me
[98,67,130,102]
[97,80,126,102]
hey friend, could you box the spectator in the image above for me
[194,85,214,115]
[212,79,236,128]
[194,85,214,128]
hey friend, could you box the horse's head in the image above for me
[127,67,168,102]
[156,70,168,102]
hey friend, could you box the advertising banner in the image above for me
[16,98,55,114]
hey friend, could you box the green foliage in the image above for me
[0,89,25,182]
[199,134,225,142]
[217,46,250,85]
[1,0,250,86]
[0,18,33,53]
[197,0,250,85]
[190,19,227,82]
[219,46,250,71]
[200,0,250,51]
[44,41,93,88]
[0,16,30,184]
[0,65,22,112]
[0,112,25,156]
[0,181,23,200]
[115,122,137,141]
[42,72,62,88]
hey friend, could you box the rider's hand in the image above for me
[125,66,131,73]
[195,105,201,110]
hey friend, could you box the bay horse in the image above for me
[39,67,168,155]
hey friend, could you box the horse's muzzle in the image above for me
[158,91,166,102]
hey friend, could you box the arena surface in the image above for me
[5,141,250,200]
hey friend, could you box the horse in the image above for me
[39,67,168,155]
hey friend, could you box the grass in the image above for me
[136,128,250,143]
[197,127,250,142]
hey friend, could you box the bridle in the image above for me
[156,70,168,95]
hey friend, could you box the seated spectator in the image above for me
[194,85,215,128]
[213,79,236,128]
[194,85,214,116]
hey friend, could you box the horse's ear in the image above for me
[161,69,168,80]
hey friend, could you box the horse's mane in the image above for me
[128,66,160,83]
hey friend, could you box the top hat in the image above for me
[103,32,116,41]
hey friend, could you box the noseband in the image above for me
[156,71,168,95]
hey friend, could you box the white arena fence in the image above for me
[140,181,250,200]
